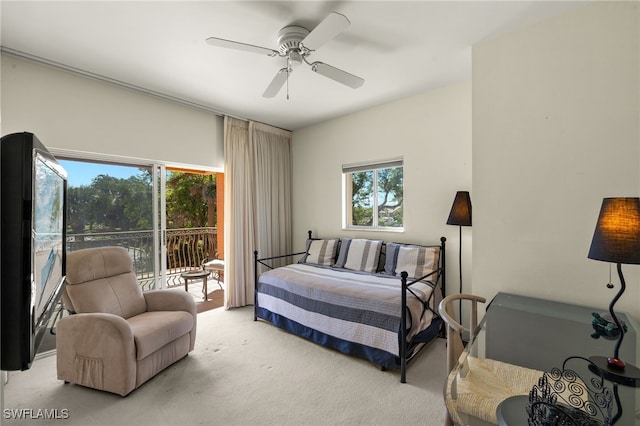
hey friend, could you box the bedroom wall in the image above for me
[473,1,640,319]
[1,54,223,170]
[291,81,472,297]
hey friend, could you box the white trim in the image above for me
[153,164,168,290]
[342,160,405,230]
[49,148,222,174]
[342,157,404,174]
[342,226,405,233]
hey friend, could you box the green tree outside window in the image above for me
[345,160,403,230]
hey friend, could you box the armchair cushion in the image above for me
[144,289,197,351]
[128,311,194,360]
[65,247,146,318]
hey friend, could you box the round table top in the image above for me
[496,395,529,426]
[180,270,210,278]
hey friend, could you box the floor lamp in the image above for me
[446,191,472,324]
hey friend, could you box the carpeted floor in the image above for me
[4,305,448,426]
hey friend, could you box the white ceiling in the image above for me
[1,1,585,131]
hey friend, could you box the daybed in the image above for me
[254,232,446,383]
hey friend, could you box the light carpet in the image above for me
[3,306,448,426]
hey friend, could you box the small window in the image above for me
[343,158,404,231]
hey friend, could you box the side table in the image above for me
[180,270,211,300]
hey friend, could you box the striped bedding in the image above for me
[255,263,438,369]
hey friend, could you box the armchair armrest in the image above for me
[56,313,137,396]
[144,289,197,351]
[144,289,196,316]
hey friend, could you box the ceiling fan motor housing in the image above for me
[277,25,310,55]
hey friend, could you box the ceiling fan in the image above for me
[206,12,365,99]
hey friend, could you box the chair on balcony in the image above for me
[202,258,224,289]
[56,246,197,396]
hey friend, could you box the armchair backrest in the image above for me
[63,246,147,319]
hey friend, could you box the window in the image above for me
[343,158,404,230]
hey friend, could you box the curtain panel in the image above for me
[223,117,292,308]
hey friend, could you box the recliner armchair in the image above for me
[56,246,197,396]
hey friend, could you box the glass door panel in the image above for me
[59,159,160,290]
[57,158,222,294]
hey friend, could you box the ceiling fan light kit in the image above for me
[206,11,365,99]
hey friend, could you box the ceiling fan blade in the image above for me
[311,62,364,89]
[206,37,279,57]
[301,12,350,51]
[263,68,290,98]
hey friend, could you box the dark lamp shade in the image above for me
[447,191,472,227]
[588,197,640,265]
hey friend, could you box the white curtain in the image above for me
[223,117,252,308]
[250,121,293,269]
[223,117,292,308]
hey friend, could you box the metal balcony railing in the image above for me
[67,227,219,291]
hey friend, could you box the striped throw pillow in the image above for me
[342,239,383,273]
[394,245,440,281]
[384,242,402,275]
[301,239,339,266]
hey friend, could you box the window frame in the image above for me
[342,157,404,232]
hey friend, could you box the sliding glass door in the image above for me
[59,159,165,290]
[58,157,222,291]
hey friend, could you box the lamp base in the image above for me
[589,356,640,387]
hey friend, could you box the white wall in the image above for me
[292,81,472,297]
[473,2,640,318]
[1,54,223,170]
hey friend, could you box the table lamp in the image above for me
[446,191,472,324]
[588,197,640,387]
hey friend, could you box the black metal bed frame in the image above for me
[253,231,446,383]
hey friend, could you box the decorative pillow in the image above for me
[384,242,402,275]
[337,238,383,273]
[299,239,339,266]
[394,245,440,280]
[334,238,352,268]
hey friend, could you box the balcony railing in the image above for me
[67,227,218,291]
